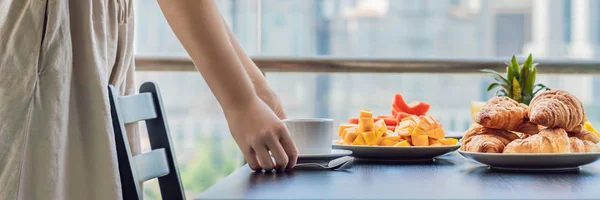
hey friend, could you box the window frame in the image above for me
[135,57,600,74]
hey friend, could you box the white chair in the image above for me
[108,82,185,200]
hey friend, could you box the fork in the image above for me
[295,156,354,170]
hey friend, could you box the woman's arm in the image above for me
[157,0,297,171]
[222,17,287,119]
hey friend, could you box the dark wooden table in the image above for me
[196,152,600,199]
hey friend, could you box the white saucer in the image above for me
[297,149,353,161]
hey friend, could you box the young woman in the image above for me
[0,0,297,199]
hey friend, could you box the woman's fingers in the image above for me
[241,148,262,171]
[253,145,274,172]
[278,130,299,169]
[265,138,289,171]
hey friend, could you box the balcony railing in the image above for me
[136,57,600,74]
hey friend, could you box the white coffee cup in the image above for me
[283,118,334,155]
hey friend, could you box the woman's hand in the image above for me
[224,97,298,172]
[255,85,287,120]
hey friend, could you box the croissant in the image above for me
[583,140,600,152]
[569,137,586,152]
[568,129,600,144]
[461,124,520,153]
[516,132,531,139]
[529,90,585,132]
[475,97,529,131]
[515,122,541,135]
[503,128,571,153]
[569,137,600,152]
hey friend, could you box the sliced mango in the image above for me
[430,142,443,146]
[383,130,393,137]
[362,131,377,145]
[425,127,444,140]
[396,120,416,136]
[422,115,437,126]
[411,126,426,136]
[411,135,429,146]
[402,115,420,123]
[384,135,402,141]
[359,109,373,118]
[379,138,398,146]
[438,138,458,146]
[373,119,387,139]
[352,134,366,145]
[433,127,445,139]
[397,129,411,137]
[394,140,411,147]
[398,119,417,129]
[338,123,357,137]
[396,127,413,137]
[344,131,359,144]
[375,137,384,146]
[359,117,374,132]
[424,129,435,139]
[402,135,412,144]
[428,137,438,145]
[415,120,430,132]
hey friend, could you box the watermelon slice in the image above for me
[382,118,397,126]
[407,102,430,116]
[386,126,396,131]
[377,115,395,119]
[392,103,402,113]
[393,93,431,115]
[395,111,413,123]
[375,116,396,125]
[393,94,411,112]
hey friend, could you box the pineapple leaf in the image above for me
[510,55,520,78]
[496,89,508,96]
[505,65,514,97]
[506,66,515,91]
[519,54,533,87]
[524,54,534,70]
[533,84,551,95]
[512,77,522,102]
[534,83,550,89]
[523,95,533,105]
[533,87,545,95]
[486,83,502,92]
[523,63,537,96]
[481,69,509,85]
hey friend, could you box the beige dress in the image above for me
[0,0,140,199]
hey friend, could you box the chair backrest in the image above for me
[108,82,185,200]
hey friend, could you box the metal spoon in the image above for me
[295,156,354,170]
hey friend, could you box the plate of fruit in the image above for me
[459,55,600,171]
[332,93,460,160]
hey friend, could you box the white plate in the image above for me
[297,149,353,161]
[332,140,460,160]
[458,150,600,171]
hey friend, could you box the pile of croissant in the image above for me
[461,90,600,153]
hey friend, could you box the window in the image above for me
[134,0,600,199]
